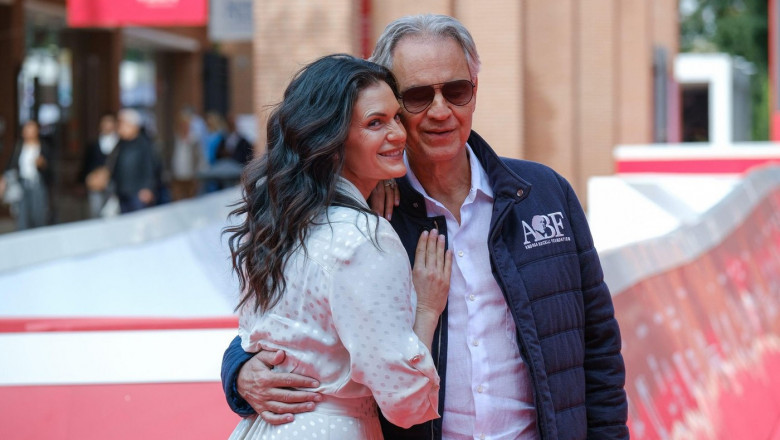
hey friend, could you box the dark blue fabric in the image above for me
[221,335,256,417]
[220,131,628,439]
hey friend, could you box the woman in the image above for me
[225,54,452,439]
[0,120,52,230]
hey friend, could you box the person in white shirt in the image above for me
[224,54,453,440]
[1,120,51,230]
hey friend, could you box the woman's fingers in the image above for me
[383,181,395,220]
[369,180,398,220]
[436,231,447,271]
[424,229,438,269]
[414,230,429,268]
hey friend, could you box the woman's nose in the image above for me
[388,119,406,142]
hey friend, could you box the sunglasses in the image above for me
[399,79,475,114]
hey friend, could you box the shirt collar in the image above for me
[404,143,494,202]
[336,176,370,209]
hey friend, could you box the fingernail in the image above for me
[306,402,316,409]
[438,234,445,241]
[286,415,294,422]
[314,394,323,402]
[309,381,319,387]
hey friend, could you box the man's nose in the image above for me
[426,91,451,119]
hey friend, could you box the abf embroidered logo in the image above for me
[521,212,571,249]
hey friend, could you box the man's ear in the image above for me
[471,76,478,112]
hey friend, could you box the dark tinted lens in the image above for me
[401,86,435,113]
[442,80,474,106]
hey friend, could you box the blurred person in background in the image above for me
[202,111,227,193]
[216,114,253,166]
[169,110,205,201]
[0,119,52,230]
[80,112,119,218]
[112,108,156,214]
[204,111,226,166]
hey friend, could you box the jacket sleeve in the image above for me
[564,180,629,439]
[221,334,257,416]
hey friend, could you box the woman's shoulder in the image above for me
[307,206,398,265]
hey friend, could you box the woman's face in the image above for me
[341,81,407,198]
[22,122,39,141]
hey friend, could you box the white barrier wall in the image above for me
[0,188,241,318]
[0,188,244,440]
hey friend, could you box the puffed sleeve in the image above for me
[328,223,440,428]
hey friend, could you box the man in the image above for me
[112,108,156,213]
[221,14,628,440]
[81,112,119,218]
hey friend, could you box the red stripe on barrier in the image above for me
[0,316,238,333]
[616,158,780,174]
[0,382,238,440]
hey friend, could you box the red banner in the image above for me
[615,187,780,439]
[67,0,208,27]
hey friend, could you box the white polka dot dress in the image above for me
[230,180,440,440]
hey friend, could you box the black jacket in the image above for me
[111,135,156,199]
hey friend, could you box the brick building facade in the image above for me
[252,0,679,201]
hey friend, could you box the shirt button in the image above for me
[516,189,524,197]
[477,385,484,393]
[468,294,475,301]
[472,340,479,347]
[480,434,486,440]
[457,250,464,257]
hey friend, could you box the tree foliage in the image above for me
[680,0,769,139]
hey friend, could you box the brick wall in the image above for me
[252,0,679,203]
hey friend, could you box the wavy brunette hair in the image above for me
[225,54,400,313]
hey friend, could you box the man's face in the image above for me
[391,36,476,167]
[117,117,139,140]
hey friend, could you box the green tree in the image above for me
[680,0,769,140]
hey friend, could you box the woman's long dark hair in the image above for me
[225,54,400,313]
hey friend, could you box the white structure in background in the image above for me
[0,188,240,317]
[209,0,254,42]
[675,52,754,144]
[587,53,780,252]
[588,174,741,252]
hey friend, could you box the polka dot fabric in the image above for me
[231,180,440,439]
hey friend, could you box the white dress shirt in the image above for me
[19,143,41,182]
[406,145,539,440]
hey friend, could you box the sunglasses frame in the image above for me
[400,79,475,114]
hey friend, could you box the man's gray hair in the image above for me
[118,108,142,127]
[369,14,481,79]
